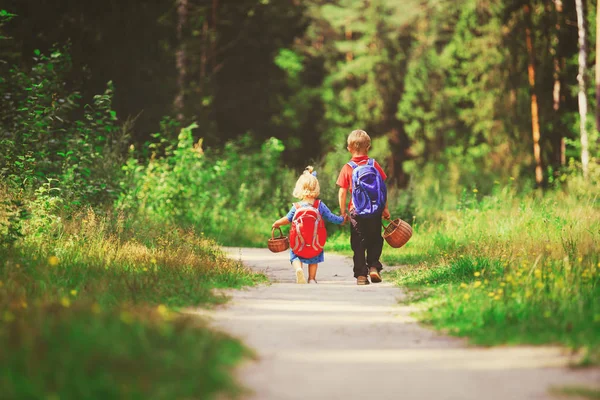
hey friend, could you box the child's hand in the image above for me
[341,214,349,225]
[272,221,280,229]
[382,208,391,220]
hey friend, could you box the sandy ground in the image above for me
[189,248,599,400]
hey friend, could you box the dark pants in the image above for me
[350,211,384,278]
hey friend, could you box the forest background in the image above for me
[0,0,599,398]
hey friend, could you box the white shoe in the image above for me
[296,269,307,284]
[308,279,317,284]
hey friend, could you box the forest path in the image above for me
[191,248,599,400]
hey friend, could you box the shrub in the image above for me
[118,124,294,245]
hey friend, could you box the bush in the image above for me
[118,124,295,246]
[0,45,129,207]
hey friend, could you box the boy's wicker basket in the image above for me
[268,227,289,253]
[383,218,412,248]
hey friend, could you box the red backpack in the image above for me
[289,200,327,259]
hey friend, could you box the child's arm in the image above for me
[319,202,344,225]
[382,202,390,220]
[272,217,290,229]
[338,187,348,217]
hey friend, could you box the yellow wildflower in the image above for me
[474,272,481,277]
[48,256,60,267]
[500,282,506,287]
[472,189,478,193]
[494,295,501,301]
[120,311,133,324]
[60,297,71,308]
[488,292,495,297]
[535,282,544,289]
[157,304,169,318]
[70,289,77,296]
[150,258,157,264]
[463,294,470,300]
[474,281,482,288]
[143,267,148,272]
[460,283,468,288]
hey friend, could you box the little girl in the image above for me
[272,166,345,284]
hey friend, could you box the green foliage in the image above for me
[0,45,129,207]
[0,185,264,398]
[0,305,248,399]
[118,126,293,246]
[385,179,600,363]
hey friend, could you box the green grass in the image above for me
[383,187,600,363]
[0,305,250,399]
[551,386,600,399]
[0,206,266,399]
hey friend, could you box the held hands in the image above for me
[340,212,348,226]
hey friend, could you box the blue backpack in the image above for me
[348,158,387,216]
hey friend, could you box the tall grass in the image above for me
[0,185,265,398]
[384,175,600,363]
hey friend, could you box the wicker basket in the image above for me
[383,218,412,248]
[268,227,289,253]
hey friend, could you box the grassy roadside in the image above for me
[329,186,600,364]
[0,205,266,399]
[378,188,600,364]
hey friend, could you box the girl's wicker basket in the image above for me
[268,227,289,253]
[383,218,412,248]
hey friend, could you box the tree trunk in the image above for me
[524,4,544,186]
[552,0,565,167]
[596,0,600,133]
[387,128,411,187]
[211,0,218,72]
[174,0,188,121]
[200,19,208,84]
[575,0,589,178]
[552,0,563,113]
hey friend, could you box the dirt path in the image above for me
[191,248,599,400]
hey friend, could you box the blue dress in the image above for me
[286,200,344,264]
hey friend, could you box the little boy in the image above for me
[337,130,390,285]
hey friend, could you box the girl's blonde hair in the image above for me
[292,166,320,199]
[347,129,371,152]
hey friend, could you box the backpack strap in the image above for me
[367,158,375,166]
[312,199,320,209]
[348,161,359,169]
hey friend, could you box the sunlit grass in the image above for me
[550,385,600,399]
[384,186,600,363]
[0,204,266,398]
